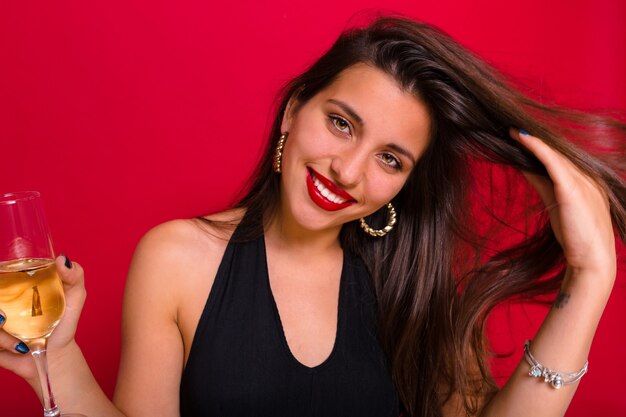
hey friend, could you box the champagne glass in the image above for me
[0,191,65,417]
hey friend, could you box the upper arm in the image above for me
[112,219,227,416]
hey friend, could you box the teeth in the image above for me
[313,176,347,204]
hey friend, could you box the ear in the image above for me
[280,90,302,133]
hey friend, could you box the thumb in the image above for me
[55,255,86,312]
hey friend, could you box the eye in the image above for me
[328,114,352,135]
[378,152,402,170]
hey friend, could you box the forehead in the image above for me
[312,64,431,154]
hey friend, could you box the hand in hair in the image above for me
[509,128,616,280]
[480,129,618,417]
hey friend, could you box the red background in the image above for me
[1,1,624,415]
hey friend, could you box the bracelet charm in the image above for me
[523,340,588,390]
[529,365,542,378]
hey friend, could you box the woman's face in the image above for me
[279,63,431,233]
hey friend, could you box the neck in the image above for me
[265,200,343,257]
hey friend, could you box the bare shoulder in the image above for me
[130,208,245,284]
[114,208,245,414]
[124,208,246,314]
[125,208,247,355]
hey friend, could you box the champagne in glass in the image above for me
[0,258,65,341]
[0,191,65,417]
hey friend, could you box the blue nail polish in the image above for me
[16,342,30,354]
[519,129,530,136]
[62,254,73,269]
[0,315,5,325]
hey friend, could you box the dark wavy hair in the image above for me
[209,16,626,417]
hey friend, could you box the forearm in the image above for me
[48,340,127,417]
[480,266,614,417]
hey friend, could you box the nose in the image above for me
[329,147,369,188]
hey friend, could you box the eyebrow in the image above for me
[327,98,418,166]
[327,99,364,126]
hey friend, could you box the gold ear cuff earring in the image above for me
[273,132,288,173]
[359,203,396,237]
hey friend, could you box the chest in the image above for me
[179,238,399,416]
[266,251,343,368]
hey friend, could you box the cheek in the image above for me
[286,120,337,161]
[363,173,407,205]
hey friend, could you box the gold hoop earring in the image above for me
[273,132,288,173]
[359,203,397,237]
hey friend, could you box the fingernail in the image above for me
[519,129,530,136]
[0,315,5,325]
[16,342,29,354]
[61,254,73,269]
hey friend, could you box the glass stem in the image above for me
[30,338,60,417]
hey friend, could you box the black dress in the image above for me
[180,224,399,417]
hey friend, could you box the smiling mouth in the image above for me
[306,168,356,211]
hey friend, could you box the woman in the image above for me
[1,16,624,417]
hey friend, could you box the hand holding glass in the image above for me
[0,192,65,417]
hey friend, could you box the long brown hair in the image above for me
[223,16,626,417]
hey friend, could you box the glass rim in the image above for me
[0,191,41,205]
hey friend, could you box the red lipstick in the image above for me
[306,168,356,211]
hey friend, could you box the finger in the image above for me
[0,349,36,381]
[509,128,575,187]
[55,254,87,312]
[0,313,30,355]
[55,255,84,287]
[512,129,611,204]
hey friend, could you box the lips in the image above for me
[306,168,356,211]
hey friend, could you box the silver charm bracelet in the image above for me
[524,340,588,389]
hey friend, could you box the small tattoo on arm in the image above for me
[553,291,570,309]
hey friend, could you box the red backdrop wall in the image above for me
[1,1,624,415]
